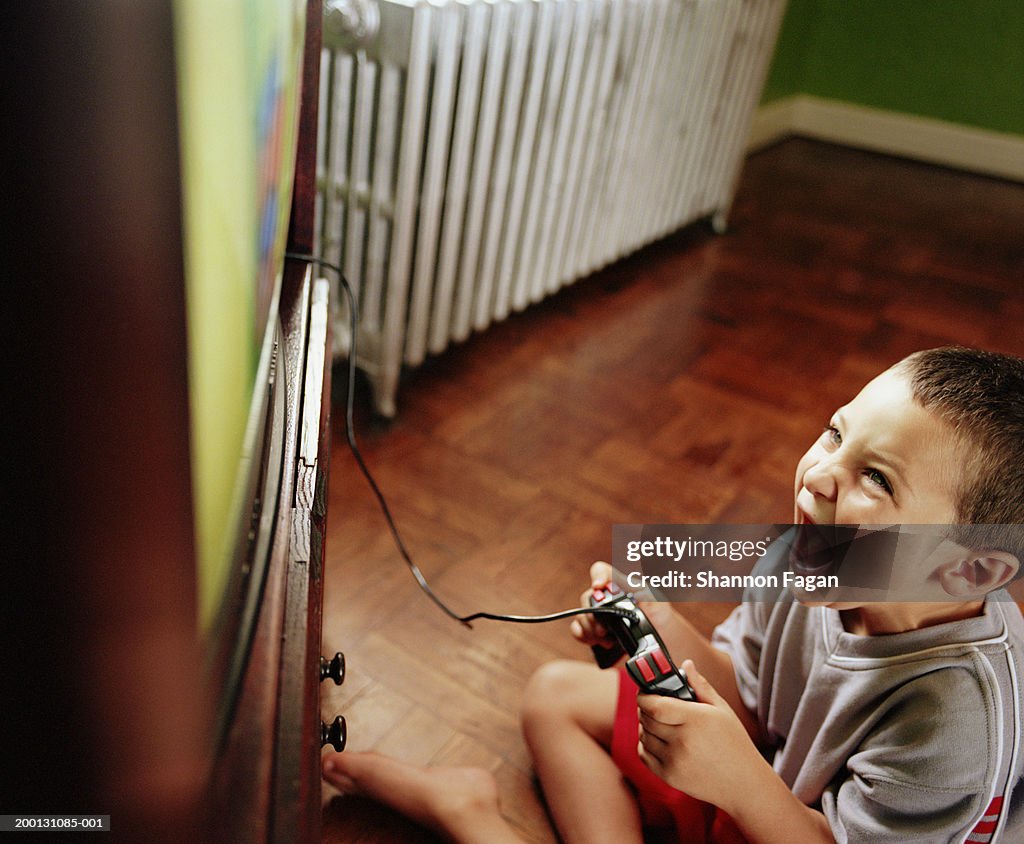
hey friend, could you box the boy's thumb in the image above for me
[590,560,613,587]
[682,659,722,706]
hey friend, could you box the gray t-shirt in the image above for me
[712,593,1024,843]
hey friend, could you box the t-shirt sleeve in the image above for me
[822,775,987,843]
[819,668,998,843]
[710,601,771,715]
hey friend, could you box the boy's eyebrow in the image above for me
[864,447,908,482]
[834,410,909,482]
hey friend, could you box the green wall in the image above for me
[763,0,1024,136]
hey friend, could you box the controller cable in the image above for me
[285,253,635,629]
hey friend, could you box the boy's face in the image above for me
[793,367,960,530]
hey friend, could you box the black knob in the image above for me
[321,716,347,752]
[320,652,346,685]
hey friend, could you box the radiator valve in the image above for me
[323,0,380,50]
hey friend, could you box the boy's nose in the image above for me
[802,459,838,503]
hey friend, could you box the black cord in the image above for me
[284,252,635,629]
[460,605,636,625]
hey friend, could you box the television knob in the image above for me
[320,652,346,685]
[321,716,347,752]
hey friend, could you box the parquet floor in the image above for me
[320,139,1024,842]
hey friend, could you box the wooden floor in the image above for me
[320,139,1024,842]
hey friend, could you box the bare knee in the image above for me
[521,659,616,747]
[523,660,575,726]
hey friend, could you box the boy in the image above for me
[323,347,1024,843]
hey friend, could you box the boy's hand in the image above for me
[570,562,684,651]
[636,659,765,814]
[569,561,617,647]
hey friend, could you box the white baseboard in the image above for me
[747,94,1024,183]
[746,97,801,152]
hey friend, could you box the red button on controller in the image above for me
[636,656,656,682]
[650,648,672,675]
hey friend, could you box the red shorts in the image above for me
[610,668,746,844]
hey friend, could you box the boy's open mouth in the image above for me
[790,516,847,577]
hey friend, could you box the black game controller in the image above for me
[589,582,696,701]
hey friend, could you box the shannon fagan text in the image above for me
[626,570,840,593]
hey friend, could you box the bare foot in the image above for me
[322,752,523,844]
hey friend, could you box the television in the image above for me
[5,2,330,840]
[174,0,307,749]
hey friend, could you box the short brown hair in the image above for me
[898,346,1024,563]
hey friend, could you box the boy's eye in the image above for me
[865,469,893,494]
[823,425,842,446]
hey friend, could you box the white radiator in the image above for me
[316,0,786,417]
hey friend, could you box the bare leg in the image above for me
[522,660,644,844]
[321,752,523,844]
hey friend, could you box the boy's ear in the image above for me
[938,551,1020,598]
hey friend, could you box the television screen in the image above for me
[173,0,307,725]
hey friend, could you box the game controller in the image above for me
[589,582,696,701]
